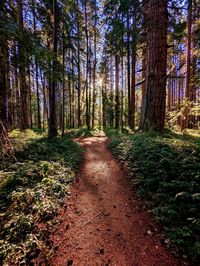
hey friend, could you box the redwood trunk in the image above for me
[115,54,120,129]
[17,0,29,130]
[48,0,58,137]
[139,0,168,131]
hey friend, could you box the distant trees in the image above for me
[0,0,101,137]
[101,0,199,132]
[0,0,199,136]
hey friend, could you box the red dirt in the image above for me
[50,133,184,266]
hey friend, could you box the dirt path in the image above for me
[50,133,182,266]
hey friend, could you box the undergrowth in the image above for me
[106,128,200,264]
[64,127,99,138]
[0,129,83,265]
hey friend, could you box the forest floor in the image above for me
[49,131,182,266]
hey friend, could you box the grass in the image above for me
[106,128,200,264]
[0,129,83,265]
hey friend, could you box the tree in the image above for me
[185,0,192,100]
[48,0,58,138]
[0,40,7,128]
[32,0,41,129]
[17,0,29,130]
[92,0,98,129]
[85,0,90,129]
[139,0,168,131]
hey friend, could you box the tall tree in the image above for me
[139,0,168,131]
[0,41,7,128]
[48,0,58,138]
[126,0,131,127]
[85,0,90,129]
[17,0,29,130]
[92,0,98,129]
[185,0,192,99]
[115,53,120,129]
[32,0,41,129]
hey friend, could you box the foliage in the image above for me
[106,128,200,263]
[0,130,83,265]
[64,128,99,138]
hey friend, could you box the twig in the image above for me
[82,210,103,228]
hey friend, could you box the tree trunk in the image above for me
[71,50,75,128]
[48,0,58,138]
[139,0,168,131]
[115,54,120,129]
[102,76,106,129]
[109,56,114,127]
[77,1,81,128]
[0,41,7,127]
[27,66,33,129]
[130,16,136,131]
[130,48,136,130]
[121,47,124,131]
[142,48,147,103]
[17,0,29,130]
[40,70,48,131]
[92,0,97,129]
[13,44,20,128]
[85,0,90,129]
[185,0,192,99]
[127,3,131,127]
[32,0,41,129]
[168,79,172,111]
[68,49,72,128]
[36,64,41,129]
[62,30,66,136]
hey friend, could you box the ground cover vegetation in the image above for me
[106,128,200,263]
[0,129,83,264]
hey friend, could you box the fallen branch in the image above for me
[82,210,104,228]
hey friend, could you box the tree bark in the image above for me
[0,41,7,127]
[185,0,192,99]
[127,3,131,127]
[115,54,120,129]
[142,48,147,103]
[48,0,58,137]
[62,28,66,135]
[139,0,168,131]
[17,0,29,130]
[92,0,97,129]
[109,56,114,127]
[130,14,136,131]
[85,0,90,129]
[130,47,136,130]
[32,0,41,129]
[77,1,81,128]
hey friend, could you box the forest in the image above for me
[0,0,200,265]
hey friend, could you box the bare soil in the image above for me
[49,132,183,266]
